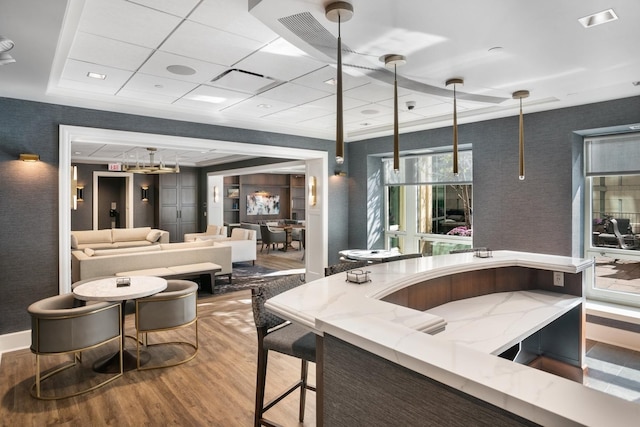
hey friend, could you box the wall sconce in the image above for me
[308,176,317,206]
[71,165,78,210]
[334,169,347,177]
[19,153,39,162]
[141,186,149,202]
[213,185,219,203]
[76,186,84,202]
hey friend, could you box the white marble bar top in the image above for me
[266,251,640,426]
[425,290,582,355]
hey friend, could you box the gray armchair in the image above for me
[28,293,122,399]
[134,279,199,370]
[259,224,286,254]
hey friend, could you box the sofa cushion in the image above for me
[205,224,223,235]
[71,234,79,249]
[117,241,153,248]
[146,230,163,243]
[93,245,161,257]
[230,228,255,241]
[84,248,95,257]
[73,229,113,244]
[112,227,152,242]
[160,240,214,250]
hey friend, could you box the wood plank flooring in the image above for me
[0,245,312,426]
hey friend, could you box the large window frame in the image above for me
[383,151,473,255]
[584,133,640,307]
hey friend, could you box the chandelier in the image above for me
[123,147,180,174]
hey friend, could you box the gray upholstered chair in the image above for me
[134,279,199,370]
[27,293,122,399]
[259,224,286,253]
[251,275,315,427]
[324,260,370,276]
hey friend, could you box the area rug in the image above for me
[210,264,305,295]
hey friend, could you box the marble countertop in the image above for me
[266,250,640,426]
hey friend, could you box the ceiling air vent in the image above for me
[210,69,278,95]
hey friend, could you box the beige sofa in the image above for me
[212,228,257,265]
[71,227,169,250]
[184,224,227,242]
[71,240,232,284]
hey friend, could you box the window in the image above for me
[585,133,640,306]
[383,151,473,255]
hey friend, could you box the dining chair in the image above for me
[324,260,370,276]
[134,279,199,370]
[27,293,122,399]
[251,275,315,427]
[259,224,286,253]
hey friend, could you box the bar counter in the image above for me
[266,250,640,426]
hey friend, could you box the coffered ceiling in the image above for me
[1,0,639,166]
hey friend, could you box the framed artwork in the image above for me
[226,188,239,198]
[247,194,280,215]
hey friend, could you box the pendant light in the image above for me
[512,90,530,180]
[446,78,464,175]
[383,54,406,172]
[326,2,354,165]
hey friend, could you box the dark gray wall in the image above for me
[0,97,343,334]
[71,164,159,230]
[348,96,640,257]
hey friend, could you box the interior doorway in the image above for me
[92,171,134,230]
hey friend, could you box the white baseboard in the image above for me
[0,329,31,362]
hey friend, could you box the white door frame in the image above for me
[59,125,328,294]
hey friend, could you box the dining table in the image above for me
[73,275,167,373]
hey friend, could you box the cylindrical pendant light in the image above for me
[383,54,406,172]
[446,78,464,176]
[512,90,530,180]
[326,2,354,165]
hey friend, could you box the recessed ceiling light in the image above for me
[87,72,106,80]
[324,78,337,85]
[166,64,196,76]
[189,95,227,104]
[361,109,379,115]
[360,122,372,126]
[257,104,272,109]
[154,84,163,89]
[0,35,15,52]
[578,9,618,28]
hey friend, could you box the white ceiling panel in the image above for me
[234,38,325,81]
[175,85,253,110]
[263,103,335,122]
[78,0,182,48]
[304,94,369,112]
[68,32,152,71]
[139,51,227,84]
[120,73,198,97]
[222,95,296,118]
[128,0,201,18]
[344,82,412,103]
[291,65,371,92]
[259,82,330,104]
[61,59,134,93]
[161,20,265,67]
[116,88,179,104]
[188,0,280,43]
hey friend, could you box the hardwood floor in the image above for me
[0,245,313,426]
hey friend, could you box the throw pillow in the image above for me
[146,230,163,243]
[71,234,79,249]
[84,247,95,256]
